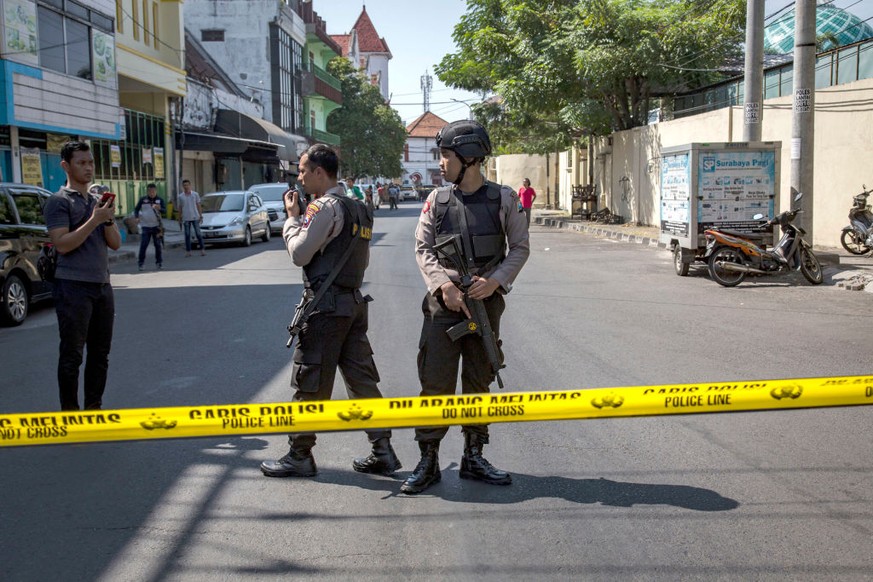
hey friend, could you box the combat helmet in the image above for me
[435,120,492,160]
[436,120,492,184]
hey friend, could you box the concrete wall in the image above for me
[494,153,547,202]
[594,77,873,247]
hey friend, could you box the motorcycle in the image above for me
[839,185,873,255]
[704,194,823,287]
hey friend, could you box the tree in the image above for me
[326,57,407,179]
[436,0,745,150]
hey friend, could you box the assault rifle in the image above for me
[286,291,314,349]
[433,235,506,389]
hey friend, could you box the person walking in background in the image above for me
[518,178,537,226]
[177,179,206,257]
[388,182,399,210]
[364,185,376,213]
[260,144,401,479]
[376,183,384,210]
[134,183,165,271]
[43,141,121,411]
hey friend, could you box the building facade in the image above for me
[401,111,446,188]
[0,0,121,194]
[299,2,341,147]
[99,0,185,213]
[330,6,389,100]
[183,0,308,190]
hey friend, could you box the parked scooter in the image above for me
[704,193,823,287]
[839,185,873,255]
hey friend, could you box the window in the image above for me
[152,1,158,48]
[10,192,47,226]
[37,2,99,80]
[310,110,316,132]
[270,24,303,133]
[38,7,65,73]
[66,18,90,79]
[201,29,224,42]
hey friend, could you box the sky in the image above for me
[309,0,482,127]
[311,0,873,127]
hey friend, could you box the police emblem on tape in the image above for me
[338,404,374,422]
[140,413,178,430]
[770,385,803,400]
[591,394,624,409]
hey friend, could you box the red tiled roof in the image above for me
[352,7,390,55]
[330,34,351,57]
[406,112,448,138]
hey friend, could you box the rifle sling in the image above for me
[294,218,362,327]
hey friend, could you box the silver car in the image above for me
[249,183,290,233]
[199,191,271,246]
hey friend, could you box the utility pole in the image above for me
[791,0,816,241]
[742,0,764,141]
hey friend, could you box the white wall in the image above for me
[595,77,873,247]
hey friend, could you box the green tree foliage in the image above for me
[326,57,407,179]
[437,0,745,151]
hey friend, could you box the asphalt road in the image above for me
[2,201,872,581]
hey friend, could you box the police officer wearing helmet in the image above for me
[261,144,401,479]
[400,120,530,495]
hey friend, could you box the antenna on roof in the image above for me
[421,70,432,113]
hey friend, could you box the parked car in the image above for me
[199,191,272,246]
[249,183,290,233]
[399,187,418,201]
[0,183,54,326]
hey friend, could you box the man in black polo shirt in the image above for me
[44,141,121,411]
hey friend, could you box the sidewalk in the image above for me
[108,218,187,265]
[531,208,873,291]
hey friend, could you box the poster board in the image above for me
[659,142,781,249]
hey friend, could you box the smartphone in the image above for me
[100,192,116,205]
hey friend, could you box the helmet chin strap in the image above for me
[451,154,475,186]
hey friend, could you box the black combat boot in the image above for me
[400,441,441,494]
[260,448,317,478]
[352,437,402,475]
[459,433,512,485]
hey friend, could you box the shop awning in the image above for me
[176,131,278,156]
[215,110,307,162]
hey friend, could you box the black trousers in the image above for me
[288,290,390,452]
[415,291,505,442]
[52,279,115,411]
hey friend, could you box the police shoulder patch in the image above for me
[422,200,431,214]
[302,201,320,228]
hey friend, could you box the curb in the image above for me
[536,216,666,249]
[535,215,847,267]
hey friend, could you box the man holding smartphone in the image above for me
[44,141,121,411]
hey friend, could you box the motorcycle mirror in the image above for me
[753,213,764,220]
[793,191,803,202]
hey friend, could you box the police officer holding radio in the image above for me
[260,144,401,479]
[400,120,530,495]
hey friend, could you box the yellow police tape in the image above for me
[1,374,871,448]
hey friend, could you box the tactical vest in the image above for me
[434,181,505,270]
[302,193,372,290]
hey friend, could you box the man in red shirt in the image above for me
[518,178,537,226]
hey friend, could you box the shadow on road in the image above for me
[317,465,739,512]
